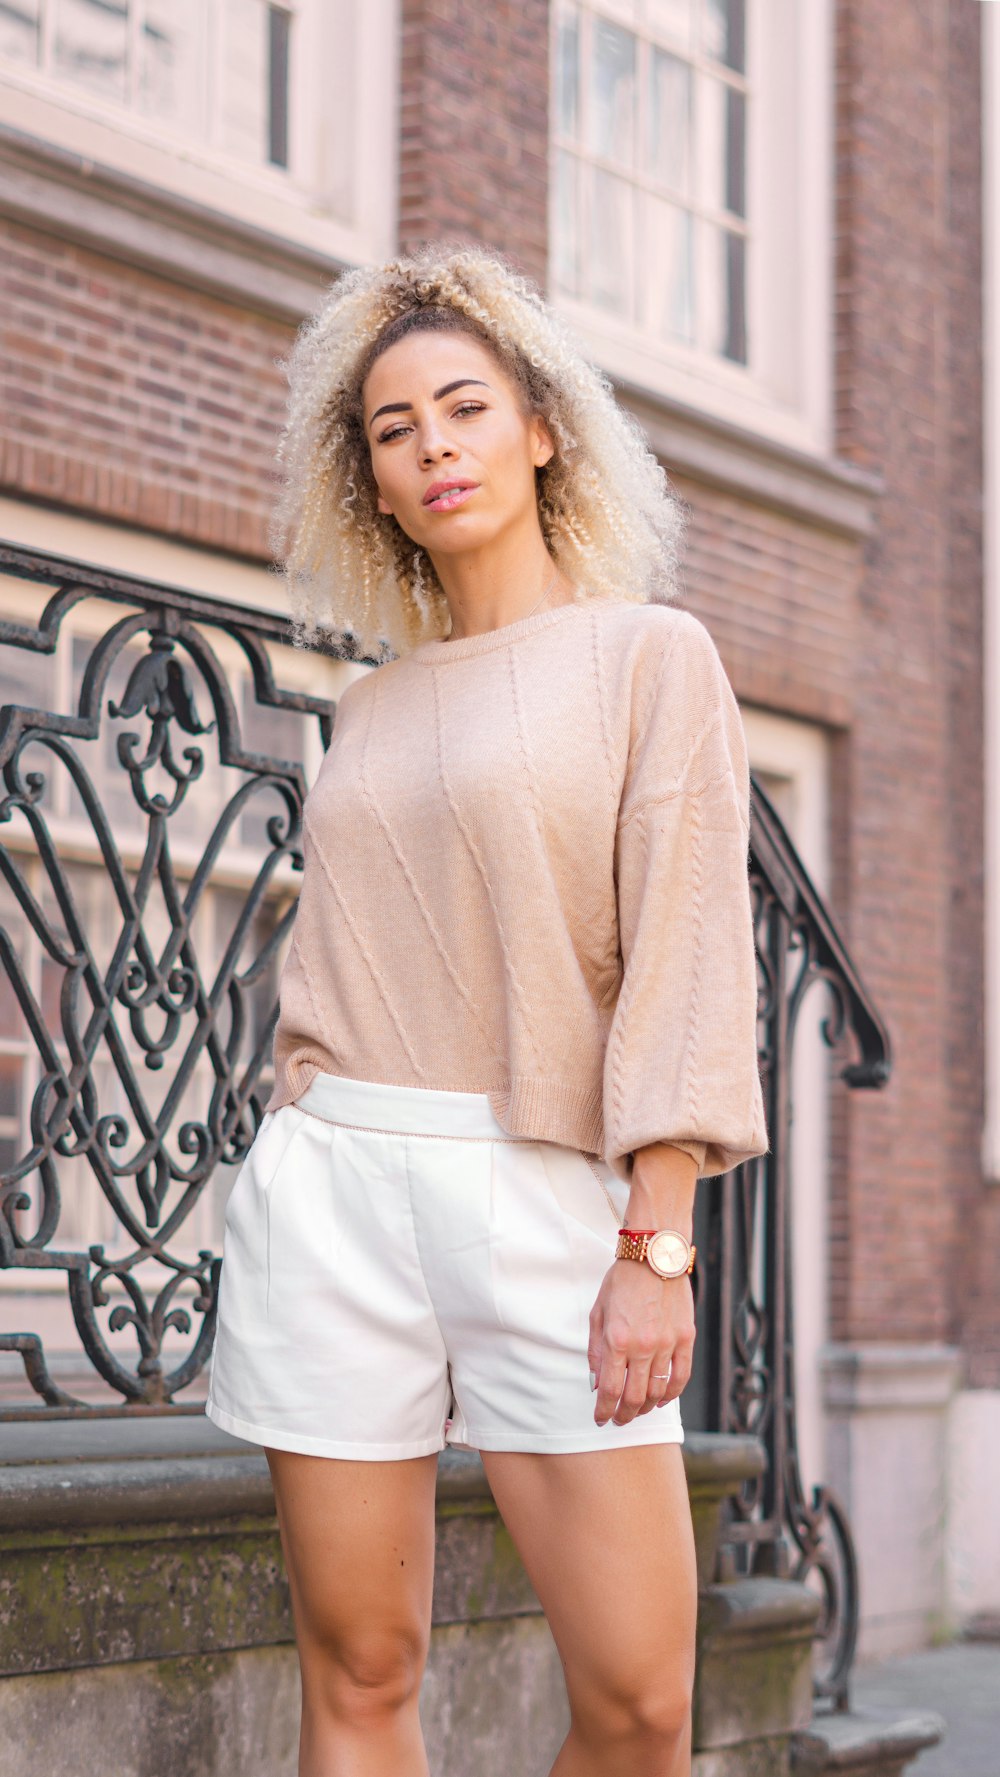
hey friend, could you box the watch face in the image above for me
[647,1231,690,1278]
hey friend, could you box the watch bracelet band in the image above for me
[615,1228,697,1274]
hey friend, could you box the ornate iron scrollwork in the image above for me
[0,543,383,1416]
[699,779,890,1710]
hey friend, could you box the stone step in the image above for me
[791,1706,945,1775]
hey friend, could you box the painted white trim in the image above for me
[551,0,834,455]
[983,5,1000,1183]
[0,0,400,268]
[742,706,831,1499]
[0,495,368,715]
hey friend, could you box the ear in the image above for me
[376,493,394,516]
[530,412,556,471]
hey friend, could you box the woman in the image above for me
[206,243,768,1777]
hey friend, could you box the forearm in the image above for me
[625,1142,698,1239]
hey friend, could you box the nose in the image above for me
[418,412,458,465]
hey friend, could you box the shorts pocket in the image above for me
[223,1106,308,1245]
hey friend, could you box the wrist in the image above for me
[627,1142,697,1239]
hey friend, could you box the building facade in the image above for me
[0,0,995,1659]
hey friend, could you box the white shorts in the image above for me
[205,1070,685,1459]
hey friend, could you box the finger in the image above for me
[594,1336,627,1426]
[613,1355,653,1426]
[645,1353,673,1413]
[661,1339,694,1404]
[587,1302,605,1392]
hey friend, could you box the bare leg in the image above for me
[266,1448,439,1777]
[481,1442,697,1777]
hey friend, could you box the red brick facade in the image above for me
[0,2,992,1385]
[398,0,550,288]
[828,0,991,1372]
[0,217,291,557]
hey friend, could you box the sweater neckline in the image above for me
[409,595,586,664]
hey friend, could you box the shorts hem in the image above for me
[204,1397,447,1461]
[447,1422,685,1454]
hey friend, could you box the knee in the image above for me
[302,1624,427,1722]
[572,1666,693,1756]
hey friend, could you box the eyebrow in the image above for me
[368,378,491,429]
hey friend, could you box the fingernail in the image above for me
[589,1369,597,1392]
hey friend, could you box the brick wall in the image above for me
[944,4,995,1386]
[0,217,292,558]
[398,0,550,287]
[830,0,988,1361]
[675,476,861,729]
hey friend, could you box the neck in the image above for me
[430,524,574,641]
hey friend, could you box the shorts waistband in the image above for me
[294,1069,533,1141]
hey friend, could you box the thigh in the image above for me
[267,1449,439,1662]
[481,1443,697,1704]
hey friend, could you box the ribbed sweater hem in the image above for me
[486,1075,606,1159]
[264,1060,606,1158]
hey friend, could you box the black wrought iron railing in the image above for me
[0,542,890,1710]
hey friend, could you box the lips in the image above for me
[423,480,479,511]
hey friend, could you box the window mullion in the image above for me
[39,0,55,75]
[206,0,226,151]
[126,0,143,111]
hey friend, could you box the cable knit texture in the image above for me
[265,596,770,1185]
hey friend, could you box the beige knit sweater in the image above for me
[264,595,769,1185]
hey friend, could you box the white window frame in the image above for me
[549,0,834,457]
[983,3,1000,1186]
[743,706,832,1497]
[0,0,399,266]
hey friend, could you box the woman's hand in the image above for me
[588,1258,696,1425]
[588,1138,699,1425]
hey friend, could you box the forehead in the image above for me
[363,329,503,400]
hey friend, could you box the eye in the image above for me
[376,400,487,444]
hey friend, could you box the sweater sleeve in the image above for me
[602,611,770,1180]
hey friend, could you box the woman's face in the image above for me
[362,331,555,559]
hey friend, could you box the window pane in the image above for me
[644,0,693,50]
[698,71,746,218]
[646,47,690,195]
[553,150,582,297]
[589,18,636,168]
[54,0,128,103]
[0,0,41,67]
[586,166,635,320]
[555,5,580,139]
[223,0,269,165]
[702,0,745,74]
[267,4,290,168]
[697,219,747,362]
[642,195,693,344]
[140,1,207,136]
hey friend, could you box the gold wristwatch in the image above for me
[615,1227,696,1280]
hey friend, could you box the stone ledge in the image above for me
[790,1707,945,1774]
[821,1344,963,1413]
[695,1578,822,1750]
[0,1417,762,1547]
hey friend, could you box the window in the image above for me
[0,0,399,266]
[2,0,296,173]
[554,0,747,363]
[550,0,834,455]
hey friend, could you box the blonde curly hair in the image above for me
[272,240,688,660]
